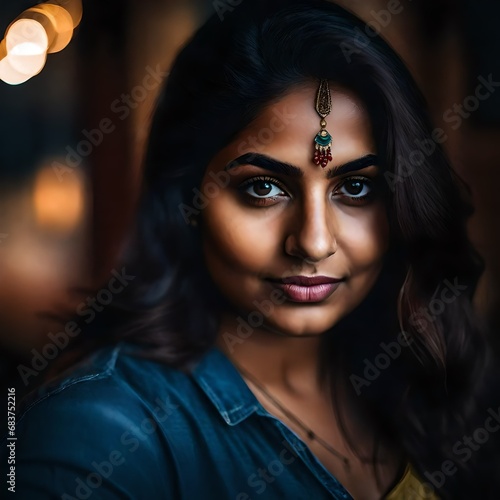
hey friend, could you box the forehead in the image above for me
[221,83,375,166]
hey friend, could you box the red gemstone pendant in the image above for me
[313,146,333,168]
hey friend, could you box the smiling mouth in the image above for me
[267,276,344,303]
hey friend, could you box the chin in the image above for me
[261,311,343,338]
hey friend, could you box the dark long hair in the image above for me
[54,0,497,497]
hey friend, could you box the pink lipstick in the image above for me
[268,276,343,303]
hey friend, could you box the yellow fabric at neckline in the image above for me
[385,463,440,499]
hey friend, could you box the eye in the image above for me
[239,176,288,200]
[336,176,373,201]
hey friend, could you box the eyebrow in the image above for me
[224,152,379,179]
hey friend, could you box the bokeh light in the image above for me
[32,163,86,232]
[49,0,83,29]
[26,4,74,54]
[0,1,82,85]
[5,19,48,77]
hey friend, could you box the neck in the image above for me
[215,313,326,397]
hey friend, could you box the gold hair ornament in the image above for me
[313,79,333,168]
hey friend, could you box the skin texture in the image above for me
[199,83,398,498]
[201,83,389,351]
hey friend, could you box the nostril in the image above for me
[284,232,337,263]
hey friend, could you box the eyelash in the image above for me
[237,175,375,205]
[237,176,289,205]
[337,176,374,203]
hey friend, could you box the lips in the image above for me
[267,275,344,303]
[278,275,343,286]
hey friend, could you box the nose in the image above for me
[284,193,338,262]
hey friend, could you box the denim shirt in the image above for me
[3,342,412,499]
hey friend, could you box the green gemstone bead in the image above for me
[315,132,332,147]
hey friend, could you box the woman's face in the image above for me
[199,84,389,336]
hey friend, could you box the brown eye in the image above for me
[239,177,287,200]
[254,181,273,196]
[338,177,372,200]
[344,180,364,196]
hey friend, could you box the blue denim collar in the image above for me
[190,345,262,426]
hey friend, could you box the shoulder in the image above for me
[6,343,189,499]
[17,342,186,424]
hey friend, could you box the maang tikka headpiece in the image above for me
[313,79,333,168]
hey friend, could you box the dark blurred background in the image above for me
[0,0,499,397]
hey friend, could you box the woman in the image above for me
[6,1,498,498]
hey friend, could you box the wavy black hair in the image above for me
[50,1,498,497]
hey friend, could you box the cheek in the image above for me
[202,193,280,275]
[337,203,389,272]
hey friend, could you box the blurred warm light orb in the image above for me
[26,4,74,54]
[50,0,83,29]
[0,57,33,85]
[0,0,82,85]
[5,19,48,76]
[0,37,36,84]
[32,164,86,232]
